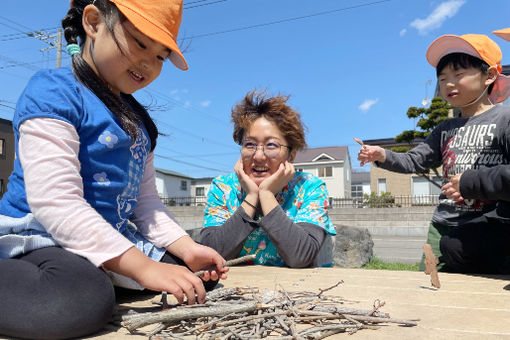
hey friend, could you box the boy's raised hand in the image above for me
[441,173,464,203]
[354,137,386,166]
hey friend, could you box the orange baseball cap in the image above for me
[426,34,502,73]
[493,28,510,42]
[109,0,188,71]
[426,34,510,104]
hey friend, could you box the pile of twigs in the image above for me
[119,281,418,339]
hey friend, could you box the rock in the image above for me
[187,228,202,242]
[334,225,373,268]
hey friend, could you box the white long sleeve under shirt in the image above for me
[18,117,187,266]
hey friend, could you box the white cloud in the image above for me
[170,89,178,95]
[201,100,211,108]
[410,0,466,35]
[400,28,407,37]
[358,98,379,112]
[183,101,191,108]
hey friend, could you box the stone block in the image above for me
[334,225,374,268]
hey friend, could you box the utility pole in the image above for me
[28,29,63,68]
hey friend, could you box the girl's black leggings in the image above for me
[0,246,115,339]
[0,246,215,339]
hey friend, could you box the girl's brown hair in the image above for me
[231,90,307,151]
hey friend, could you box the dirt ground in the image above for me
[79,265,510,340]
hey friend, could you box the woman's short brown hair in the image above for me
[231,90,307,151]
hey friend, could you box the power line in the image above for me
[156,119,236,150]
[184,0,227,10]
[155,153,229,173]
[180,0,391,41]
[0,102,15,110]
[157,144,236,168]
[0,14,35,32]
[184,0,216,5]
[0,27,58,39]
[0,54,40,71]
[0,28,59,42]
[0,21,29,34]
[145,88,228,126]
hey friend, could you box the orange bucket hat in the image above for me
[493,28,510,42]
[426,34,510,103]
[109,0,188,71]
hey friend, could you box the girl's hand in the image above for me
[259,161,295,195]
[441,173,464,203]
[234,157,259,196]
[135,261,207,305]
[356,139,386,166]
[181,243,229,282]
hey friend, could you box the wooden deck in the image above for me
[83,266,510,340]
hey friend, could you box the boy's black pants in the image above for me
[420,215,510,274]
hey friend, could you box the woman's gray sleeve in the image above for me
[199,207,257,260]
[258,206,327,268]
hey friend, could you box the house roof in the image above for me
[0,118,13,127]
[293,146,348,164]
[191,177,214,185]
[155,168,193,179]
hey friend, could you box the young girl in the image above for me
[0,0,227,339]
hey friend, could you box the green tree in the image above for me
[392,97,452,184]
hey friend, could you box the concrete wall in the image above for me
[166,205,435,264]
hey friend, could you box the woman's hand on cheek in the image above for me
[259,161,295,195]
[234,157,259,195]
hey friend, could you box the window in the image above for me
[318,166,332,177]
[351,184,364,199]
[195,187,205,196]
[0,139,4,156]
[180,180,187,191]
[412,176,442,203]
[377,178,387,194]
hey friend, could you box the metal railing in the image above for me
[329,195,440,208]
[160,195,440,208]
[160,196,207,206]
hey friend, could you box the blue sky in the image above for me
[1,0,510,178]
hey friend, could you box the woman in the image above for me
[200,90,336,267]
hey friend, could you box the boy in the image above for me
[357,34,510,274]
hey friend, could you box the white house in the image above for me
[293,146,351,198]
[155,168,193,198]
[190,177,214,204]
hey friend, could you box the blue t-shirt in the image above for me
[203,172,336,266]
[0,67,164,264]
